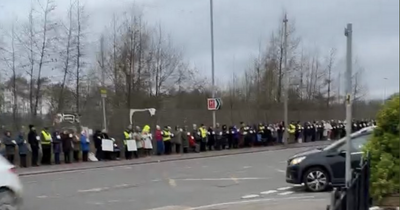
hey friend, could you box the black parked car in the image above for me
[286,126,375,192]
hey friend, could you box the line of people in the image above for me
[0,125,90,167]
[0,119,375,167]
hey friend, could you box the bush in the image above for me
[364,93,400,202]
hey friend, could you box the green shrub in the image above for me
[364,93,399,202]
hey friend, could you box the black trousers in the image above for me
[41,145,52,165]
[19,154,27,167]
[175,144,181,154]
[64,150,71,163]
[31,147,39,166]
[6,154,14,164]
[73,150,80,162]
[164,141,172,155]
[125,147,133,159]
[95,149,103,161]
[82,151,89,162]
[207,138,214,151]
[200,140,206,152]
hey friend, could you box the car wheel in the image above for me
[0,189,18,210]
[303,167,330,192]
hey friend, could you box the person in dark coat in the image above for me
[61,130,72,164]
[207,126,215,151]
[28,125,39,166]
[93,130,103,161]
[3,131,16,164]
[16,127,29,167]
[52,130,62,164]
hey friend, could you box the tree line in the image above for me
[0,0,381,135]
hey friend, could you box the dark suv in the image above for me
[285,126,375,192]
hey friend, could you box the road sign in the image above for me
[100,89,107,98]
[207,98,222,110]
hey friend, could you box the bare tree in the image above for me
[33,0,57,117]
[57,0,75,113]
[325,48,336,107]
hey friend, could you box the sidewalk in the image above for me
[17,141,331,176]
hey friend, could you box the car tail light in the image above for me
[9,166,17,174]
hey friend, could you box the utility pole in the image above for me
[337,72,341,103]
[209,0,217,128]
[283,14,289,145]
[100,35,107,131]
[344,24,353,206]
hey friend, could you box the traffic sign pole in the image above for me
[100,89,107,131]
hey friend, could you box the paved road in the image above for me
[20,147,331,210]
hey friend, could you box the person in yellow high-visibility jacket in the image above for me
[162,126,172,155]
[141,125,153,156]
[123,125,133,159]
[41,127,53,165]
[199,124,207,152]
[288,122,296,144]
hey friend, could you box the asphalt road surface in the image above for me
[20,147,331,210]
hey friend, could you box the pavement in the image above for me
[17,141,332,176]
[19,141,334,210]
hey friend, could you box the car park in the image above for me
[285,126,375,192]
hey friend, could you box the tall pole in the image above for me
[283,14,289,145]
[100,36,107,131]
[344,23,353,194]
[209,0,216,128]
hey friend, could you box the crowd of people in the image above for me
[0,119,375,168]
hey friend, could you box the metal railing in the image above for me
[327,154,371,210]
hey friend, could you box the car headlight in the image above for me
[290,156,306,165]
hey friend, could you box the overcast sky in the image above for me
[1,0,399,99]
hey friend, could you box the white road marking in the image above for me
[78,188,103,193]
[37,195,48,198]
[241,194,260,199]
[87,201,104,205]
[114,184,130,188]
[243,166,252,169]
[108,200,120,203]
[275,169,285,173]
[260,190,277,195]
[169,179,177,187]
[191,196,315,210]
[152,179,161,182]
[278,191,294,196]
[147,206,192,210]
[177,177,269,181]
[277,186,292,191]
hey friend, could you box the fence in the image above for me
[327,154,371,210]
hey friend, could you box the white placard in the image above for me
[102,139,114,151]
[126,140,138,151]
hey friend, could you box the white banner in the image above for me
[102,139,114,151]
[126,140,138,151]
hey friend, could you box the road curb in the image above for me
[18,142,331,177]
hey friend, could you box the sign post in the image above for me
[100,89,107,131]
[207,98,222,111]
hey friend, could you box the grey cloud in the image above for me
[1,0,398,99]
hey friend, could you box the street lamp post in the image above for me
[344,23,353,210]
[209,0,216,128]
[283,15,289,145]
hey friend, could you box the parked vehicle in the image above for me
[285,126,375,192]
[0,155,23,210]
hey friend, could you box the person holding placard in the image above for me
[123,126,133,159]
